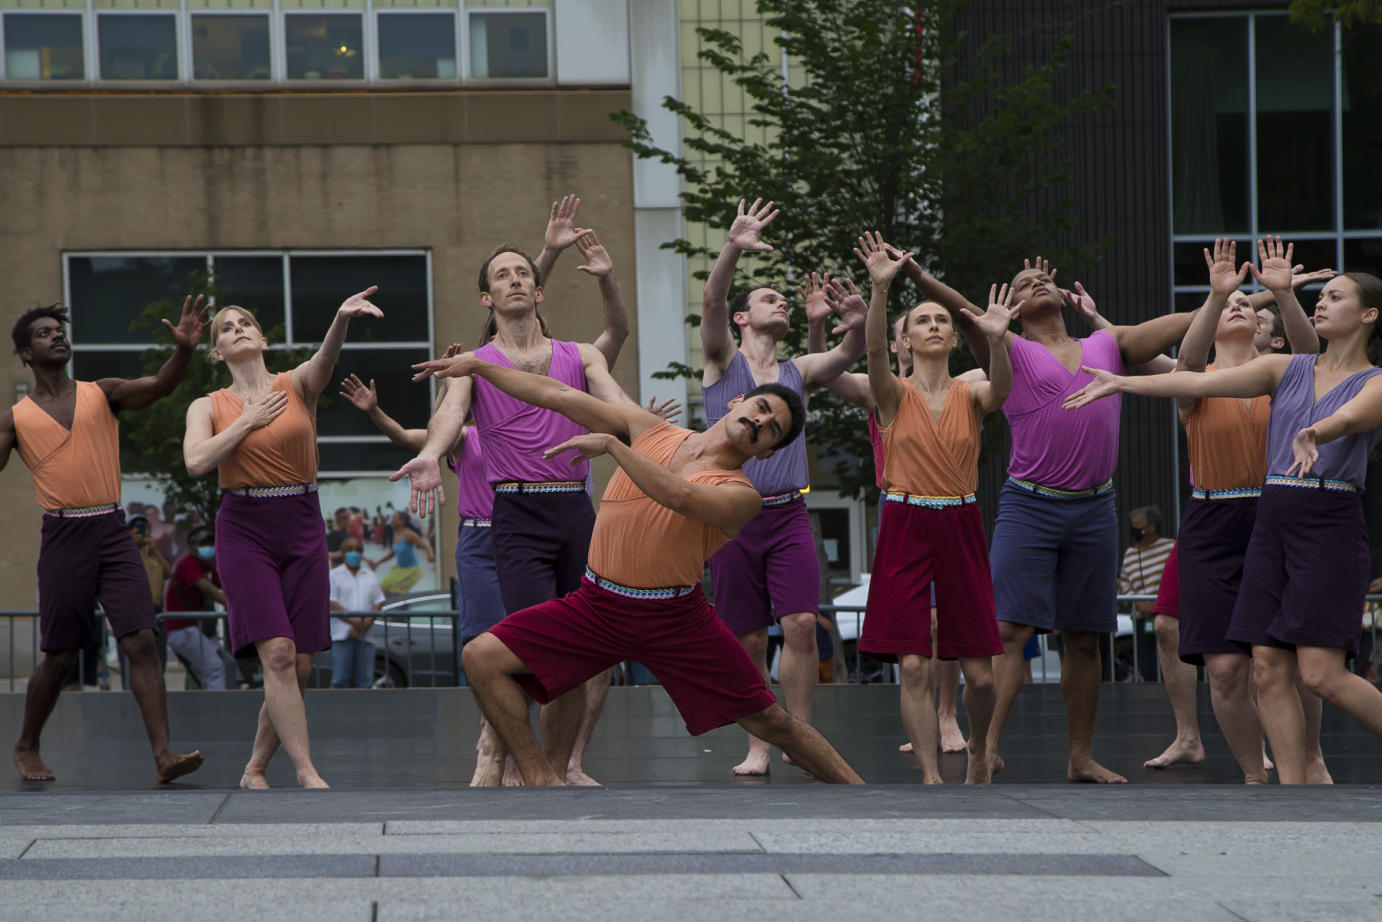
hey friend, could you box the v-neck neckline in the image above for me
[30,382,80,433]
[1024,333,1087,379]
[1310,358,1375,409]
[909,377,960,426]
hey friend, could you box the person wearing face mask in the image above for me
[164,527,232,690]
[328,537,385,689]
[1117,507,1176,683]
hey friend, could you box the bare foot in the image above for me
[1069,757,1127,784]
[1305,754,1333,785]
[732,749,771,776]
[988,752,1005,776]
[502,755,524,787]
[898,741,913,753]
[239,770,270,790]
[566,767,601,786]
[1263,751,1275,773]
[1143,738,1204,769]
[965,746,992,785]
[938,716,967,753]
[297,771,329,789]
[156,751,204,784]
[13,748,55,781]
[471,757,504,787]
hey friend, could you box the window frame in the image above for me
[281,9,368,85]
[373,7,461,83]
[464,5,551,85]
[0,9,90,84]
[187,9,277,84]
[94,8,186,85]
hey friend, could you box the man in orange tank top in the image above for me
[413,352,864,785]
[1,299,210,783]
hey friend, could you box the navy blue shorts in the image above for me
[456,523,506,643]
[989,481,1118,634]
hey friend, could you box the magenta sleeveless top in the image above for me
[471,340,590,484]
[449,427,494,519]
[1004,330,1125,490]
[701,351,808,496]
[1265,354,1382,489]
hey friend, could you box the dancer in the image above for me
[393,228,635,786]
[184,291,382,788]
[893,249,1195,782]
[699,198,866,776]
[373,511,435,596]
[853,234,1012,783]
[3,299,208,783]
[1065,270,1382,784]
[412,351,864,785]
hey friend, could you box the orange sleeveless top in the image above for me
[210,372,318,490]
[1183,365,1270,491]
[13,381,122,510]
[587,422,755,588]
[879,379,981,497]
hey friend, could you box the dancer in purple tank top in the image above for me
[898,251,1195,783]
[699,198,867,776]
[393,201,639,786]
[1067,272,1382,784]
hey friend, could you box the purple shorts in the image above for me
[1228,485,1367,658]
[1178,496,1257,665]
[38,508,157,652]
[216,490,331,660]
[491,491,596,613]
[709,497,819,634]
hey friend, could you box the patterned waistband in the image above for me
[883,491,977,510]
[584,568,697,601]
[494,481,586,495]
[1264,475,1359,494]
[225,482,318,498]
[43,502,119,519]
[461,517,492,528]
[1008,477,1114,499]
[1191,487,1262,501]
[760,491,801,507]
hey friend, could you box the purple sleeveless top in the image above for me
[702,350,808,496]
[1266,354,1382,489]
[471,340,590,484]
[449,427,493,519]
[1005,330,1125,491]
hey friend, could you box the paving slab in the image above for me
[0,854,377,879]
[0,791,227,825]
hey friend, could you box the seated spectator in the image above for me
[329,537,385,689]
[164,526,234,690]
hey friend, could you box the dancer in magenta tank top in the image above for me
[1065,272,1382,784]
[698,197,868,777]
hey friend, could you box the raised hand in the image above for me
[164,294,210,350]
[1204,238,1250,296]
[542,433,612,466]
[1023,256,1058,285]
[1286,426,1320,478]
[339,374,378,413]
[645,396,683,423]
[545,195,592,252]
[442,343,464,359]
[338,287,384,320]
[241,388,288,429]
[411,354,474,382]
[1060,281,1099,326]
[855,231,912,287]
[575,231,614,278]
[1062,366,1122,411]
[1249,237,1296,292]
[798,272,834,324]
[726,198,779,253]
[389,457,444,518]
[1292,266,1337,289]
[962,283,1021,339]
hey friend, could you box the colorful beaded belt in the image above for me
[1008,477,1114,498]
[44,502,119,518]
[225,482,319,498]
[461,517,492,528]
[1264,475,1358,494]
[494,481,585,494]
[1191,487,1262,501]
[883,491,977,509]
[584,567,697,600]
[761,491,801,507]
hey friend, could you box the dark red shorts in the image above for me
[861,500,1003,662]
[487,577,778,736]
[1153,543,1180,619]
[39,509,158,652]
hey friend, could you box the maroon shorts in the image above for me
[38,508,158,652]
[709,497,820,634]
[487,577,778,736]
[1153,543,1180,619]
[861,499,1003,662]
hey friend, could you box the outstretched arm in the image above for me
[534,195,593,282]
[340,374,431,454]
[389,362,473,519]
[573,231,631,369]
[1061,282,1175,375]
[293,288,383,402]
[701,198,779,380]
[855,233,909,425]
[1288,376,1382,477]
[1177,240,1247,377]
[1249,237,1320,356]
[1109,309,1197,369]
[964,284,1019,414]
[889,249,997,374]
[805,281,876,410]
[0,409,14,473]
[796,276,868,389]
[100,296,210,412]
[1062,354,1291,411]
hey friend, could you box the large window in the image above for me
[62,251,434,476]
[2,13,85,81]
[1170,14,1382,312]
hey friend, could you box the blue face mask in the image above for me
[344,551,363,568]
[197,546,216,561]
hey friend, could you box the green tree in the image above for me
[1290,0,1382,30]
[612,0,1112,499]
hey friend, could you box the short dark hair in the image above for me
[188,526,214,546]
[1131,505,1164,529]
[742,382,805,451]
[478,245,542,294]
[12,303,69,365]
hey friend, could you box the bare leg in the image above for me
[1298,644,1382,741]
[540,682,587,783]
[1061,630,1126,783]
[565,669,609,785]
[462,635,563,785]
[1253,645,1309,784]
[898,655,941,783]
[1203,652,1269,784]
[1296,674,1332,784]
[732,627,772,776]
[932,608,966,752]
[242,639,325,789]
[470,715,507,787]
[13,649,76,781]
[958,657,996,784]
[736,704,862,784]
[776,611,818,766]
[118,629,203,783]
[1144,615,1204,769]
[1248,680,1275,772]
[985,620,1035,775]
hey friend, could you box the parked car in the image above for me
[308,591,459,689]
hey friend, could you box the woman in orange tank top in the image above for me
[853,233,1016,785]
[184,290,382,790]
